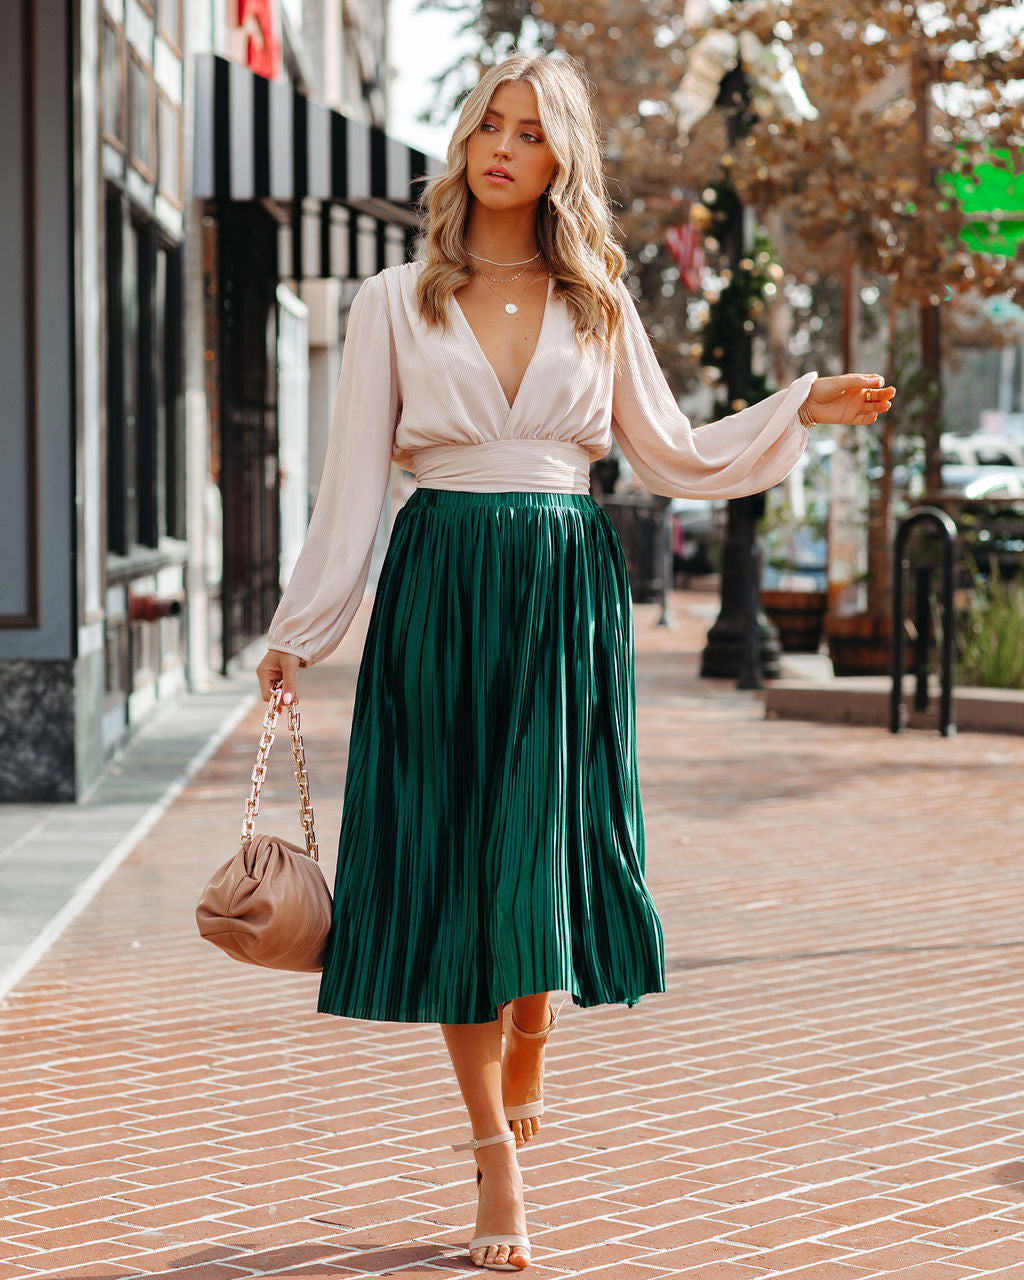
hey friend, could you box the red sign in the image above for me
[228,0,280,80]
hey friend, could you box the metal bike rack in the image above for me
[889,506,958,737]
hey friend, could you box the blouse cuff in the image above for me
[266,637,314,665]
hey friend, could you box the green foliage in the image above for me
[699,220,783,407]
[956,566,1024,690]
[760,447,829,575]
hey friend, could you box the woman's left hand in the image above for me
[804,373,895,427]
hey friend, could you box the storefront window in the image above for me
[157,91,181,204]
[106,193,137,554]
[106,189,184,555]
[156,0,182,51]
[128,51,154,178]
[102,18,125,148]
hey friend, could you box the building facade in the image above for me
[1,0,433,801]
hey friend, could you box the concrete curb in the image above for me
[765,675,1024,735]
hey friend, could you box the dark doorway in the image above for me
[218,202,280,668]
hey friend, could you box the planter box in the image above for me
[761,589,827,653]
[826,611,914,677]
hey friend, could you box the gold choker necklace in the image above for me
[467,249,542,268]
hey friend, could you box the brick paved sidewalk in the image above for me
[3,591,1024,1280]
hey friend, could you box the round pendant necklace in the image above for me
[475,269,547,315]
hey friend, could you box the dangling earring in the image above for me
[546,188,557,217]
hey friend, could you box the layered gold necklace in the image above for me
[473,266,549,316]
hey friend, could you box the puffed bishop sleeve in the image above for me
[266,274,400,665]
[611,280,817,499]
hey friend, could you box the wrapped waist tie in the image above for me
[410,440,592,495]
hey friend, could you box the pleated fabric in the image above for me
[317,489,666,1025]
[266,264,816,671]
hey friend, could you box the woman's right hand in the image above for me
[257,649,305,705]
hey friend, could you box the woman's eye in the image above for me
[478,121,541,142]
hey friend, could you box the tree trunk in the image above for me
[840,244,858,372]
[912,48,944,499]
[865,285,899,619]
[920,299,943,497]
[866,411,894,618]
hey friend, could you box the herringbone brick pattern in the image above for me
[2,592,1024,1279]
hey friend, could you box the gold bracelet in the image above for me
[798,401,817,429]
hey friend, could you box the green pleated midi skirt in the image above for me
[317,488,665,1024]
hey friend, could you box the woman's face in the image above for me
[464,81,558,214]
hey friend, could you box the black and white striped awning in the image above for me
[194,54,441,278]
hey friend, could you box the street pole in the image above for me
[699,66,780,683]
[657,496,673,627]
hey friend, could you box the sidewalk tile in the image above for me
[950,1237,1024,1270]
[4,592,1024,1279]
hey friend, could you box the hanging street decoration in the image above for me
[672,0,817,139]
[665,217,707,293]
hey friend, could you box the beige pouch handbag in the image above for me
[196,683,332,971]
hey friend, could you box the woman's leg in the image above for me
[442,1020,530,1271]
[502,992,554,1145]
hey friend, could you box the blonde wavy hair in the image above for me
[415,54,627,352]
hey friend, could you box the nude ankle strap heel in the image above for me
[452,1130,518,1153]
[507,997,565,1041]
[503,999,566,1126]
[452,1130,530,1271]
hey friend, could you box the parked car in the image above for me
[941,432,1024,469]
[940,465,1024,501]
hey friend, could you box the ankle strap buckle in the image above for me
[451,1130,516,1154]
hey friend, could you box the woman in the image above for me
[257,54,893,1273]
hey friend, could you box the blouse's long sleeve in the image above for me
[266,274,399,665]
[611,281,817,499]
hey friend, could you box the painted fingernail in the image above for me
[283,692,293,704]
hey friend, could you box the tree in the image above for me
[425,1,1024,639]
[720,0,1024,494]
[423,1,1024,411]
[706,0,1024,628]
[420,0,732,391]
[418,0,538,115]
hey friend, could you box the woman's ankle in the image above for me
[509,992,552,1035]
[475,1135,519,1167]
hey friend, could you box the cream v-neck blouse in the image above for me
[267,259,817,666]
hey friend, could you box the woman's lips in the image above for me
[484,169,512,183]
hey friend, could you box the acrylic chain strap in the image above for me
[241,683,319,861]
